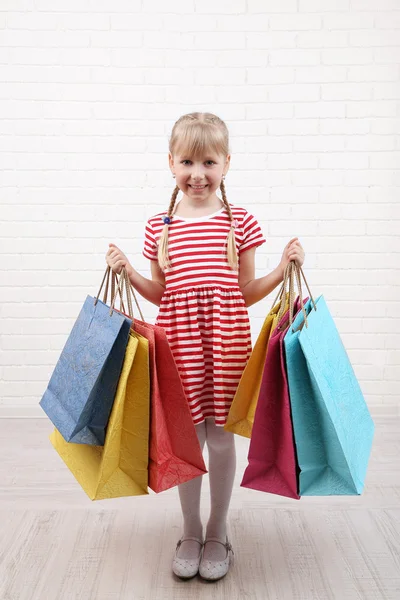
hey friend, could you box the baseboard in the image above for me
[0,405,47,418]
[0,404,398,419]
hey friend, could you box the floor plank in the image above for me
[0,418,399,600]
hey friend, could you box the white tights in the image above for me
[176,417,236,561]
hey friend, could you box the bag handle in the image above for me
[289,262,308,330]
[276,261,317,331]
[110,268,145,324]
[121,269,133,316]
[276,261,295,323]
[298,266,315,312]
[121,268,145,322]
[287,262,318,332]
[95,266,110,304]
[270,279,285,312]
[100,265,117,305]
[94,266,123,311]
[93,265,144,324]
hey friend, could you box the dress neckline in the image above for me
[172,199,226,222]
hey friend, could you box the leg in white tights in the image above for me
[176,420,207,560]
[176,417,236,562]
[203,417,236,561]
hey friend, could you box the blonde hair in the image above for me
[158,112,238,272]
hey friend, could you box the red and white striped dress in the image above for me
[142,202,266,427]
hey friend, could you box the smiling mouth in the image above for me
[189,185,208,189]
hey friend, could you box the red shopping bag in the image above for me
[241,294,307,500]
[133,319,208,493]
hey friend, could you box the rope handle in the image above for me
[291,265,317,332]
[121,268,145,322]
[276,261,293,323]
[93,265,145,323]
[275,261,317,331]
[270,279,285,312]
[94,266,123,310]
[289,261,309,330]
[112,268,145,323]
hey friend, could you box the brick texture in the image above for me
[0,1,399,415]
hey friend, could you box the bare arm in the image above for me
[126,261,165,307]
[238,237,306,307]
[241,269,284,308]
[106,243,165,307]
[238,247,284,307]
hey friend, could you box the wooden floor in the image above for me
[0,417,399,600]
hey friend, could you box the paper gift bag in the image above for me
[241,264,305,499]
[224,286,289,439]
[50,330,150,500]
[284,270,375,496]
[40,267,131,445]
[119,269,207,493]
[133,318,208,493]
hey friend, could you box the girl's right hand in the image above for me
[106,243,132,275]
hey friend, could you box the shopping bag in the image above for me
[49,329,151,500]
[224,286,289,438]
[40,267,132,445]
[241,264,306,499]
[284,269,375,496]
[121,270,207,493]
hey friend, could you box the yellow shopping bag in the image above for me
[50,330,150,500]
[224,290,289,439]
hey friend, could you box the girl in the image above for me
[106,112,305,582]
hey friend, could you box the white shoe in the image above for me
[198,536,235,581]
[172,536,204,579]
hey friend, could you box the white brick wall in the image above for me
[1,0,399,417]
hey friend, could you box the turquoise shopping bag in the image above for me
[284,293,374,496]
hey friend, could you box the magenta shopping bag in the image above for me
[241,295,306,500]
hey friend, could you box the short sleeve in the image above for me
[142,219,159,261]
[239,211,266,253]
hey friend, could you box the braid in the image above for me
[169,187,180,213]
[220,179,239,271]
[160,111,234,271]
[157,184,180,271]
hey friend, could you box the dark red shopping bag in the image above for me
[241,296,307,500]
[133,319,208,493]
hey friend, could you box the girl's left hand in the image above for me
[278,237,305,277]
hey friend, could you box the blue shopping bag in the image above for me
[40,272,132,445]
[284,294,374,496]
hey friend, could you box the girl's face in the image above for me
[169,151,230,202]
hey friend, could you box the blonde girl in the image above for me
[106,112,305,582]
